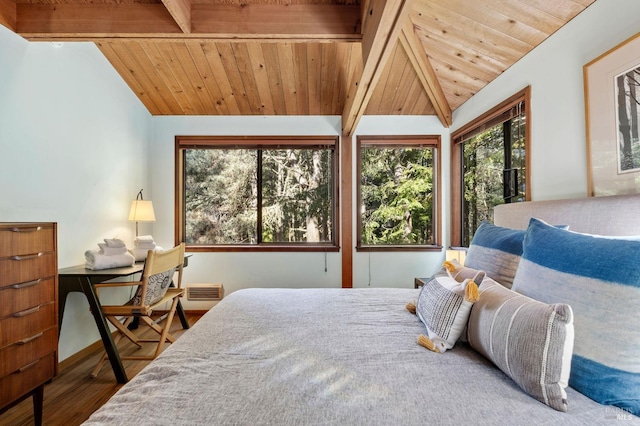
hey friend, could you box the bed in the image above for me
[84,194,640,425]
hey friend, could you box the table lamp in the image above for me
[128,189,156,236]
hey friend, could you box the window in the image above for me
[176,136,339,251]
[357,135,441,250]
[451,87,531,247]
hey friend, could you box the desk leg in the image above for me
[79,277,128,384]
[176,299,190,329]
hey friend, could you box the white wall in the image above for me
[452,0,640,201]
[0,25,152,361]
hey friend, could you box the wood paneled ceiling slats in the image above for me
[186,41,230,114]
[144,41,200,114]
[216,42,253,113]
[306,43,322,115]
[518,0,590,22]
[292,43,309,115]
[436,0,549,47]
[250,43,278,115]
[5,0,597,125]
[200,42,242,114]
[233,44,264,113]
[278,43,298,115]
[320,43,336,114]
[364,42,398,116]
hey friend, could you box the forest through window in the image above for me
[176,137,338,250]
[357,136,440,250]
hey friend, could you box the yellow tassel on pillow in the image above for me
[465,280,480,303]
[406,302,416,314]
[417,334,440,353]
[443,260,456,273]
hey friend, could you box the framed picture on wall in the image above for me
[584,32,640,197]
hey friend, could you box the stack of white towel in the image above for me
[85,238,135,270]
[129,235,163,262]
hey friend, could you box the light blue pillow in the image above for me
[512,218,640,415]
[464,221,526,289]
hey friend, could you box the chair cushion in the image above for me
[467,277,574,412]
[133,269,174,306]
[511,218,640,415]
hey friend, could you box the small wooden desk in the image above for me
[58,258,190,383]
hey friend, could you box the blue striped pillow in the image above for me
[464,221,526,289]
[512,218,640,415]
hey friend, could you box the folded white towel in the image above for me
[135,241,156,249]
[98,243,128,256]
[85,250,135,270]
[135,235,155,243]
[103,238,126,248]
[128,246,164,262]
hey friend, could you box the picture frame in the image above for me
[584,32,640,197]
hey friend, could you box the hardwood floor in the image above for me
[0,312,202,426]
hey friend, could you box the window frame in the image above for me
[175,135,340,252]
[356,135,442,252]
[450,87,531,247]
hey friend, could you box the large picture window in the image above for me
[176,136,339,251]
[451,87,531,247]
[357,136,441,250]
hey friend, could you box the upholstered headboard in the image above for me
[493,193,640,236]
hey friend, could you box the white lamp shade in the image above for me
[128,200,156,222]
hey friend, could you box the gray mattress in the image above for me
[84,288,639,425]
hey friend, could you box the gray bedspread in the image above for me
[84,288,639,425]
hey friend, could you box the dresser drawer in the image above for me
[0,224,55,258]
[0,302,56,349]
[0,327,57,378]
[0,353,55,408]
[0,252,57,287]
[0,277,55,318]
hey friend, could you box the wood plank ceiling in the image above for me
[1,0,595,135]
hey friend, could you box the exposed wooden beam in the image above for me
[16,4,362,42]
[399,19,452,127]
[161,0,192,34]
[342,0,413,137]
[0,0,16,32]
[341,132,353,288]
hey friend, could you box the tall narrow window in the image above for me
[451,87,530,247]
[357,136,441,250]
[176,136,339,251]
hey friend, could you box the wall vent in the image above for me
[187,283,224,301]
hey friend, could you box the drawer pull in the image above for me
[10,226,42,233]
[16,359,40,374]
[12,305,41,317]
[11,253,43,261]
[11,279,42,289]
[17,332,44,345]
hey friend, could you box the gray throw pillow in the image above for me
[467,277,574,412]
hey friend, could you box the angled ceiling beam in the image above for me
[15,4,361,42]
[161,0,192,34]
[342,0,414,136]
[399,19,452,127]
[0,0,16,32]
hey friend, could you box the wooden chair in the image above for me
[91,243,186,377]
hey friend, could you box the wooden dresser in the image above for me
[0,223,58,425]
